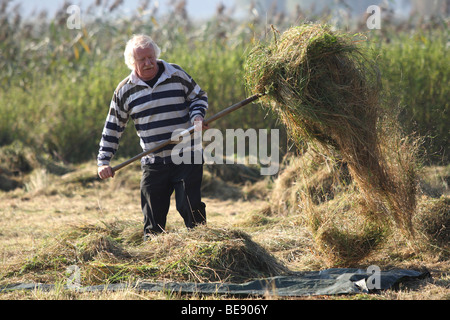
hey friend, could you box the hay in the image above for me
[136,226,288,283]
[415,197,450,249]
[245,24,418,236]
[7,222,287,286]
[269,151,352,216]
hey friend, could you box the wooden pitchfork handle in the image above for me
[110,94,263,174]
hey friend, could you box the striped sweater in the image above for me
[97,60,208,166]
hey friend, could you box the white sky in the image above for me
[11,0,238,18]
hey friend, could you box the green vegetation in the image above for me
[0,1,448,164]
[371,30,449,163]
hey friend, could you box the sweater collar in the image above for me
[129,60,179,87]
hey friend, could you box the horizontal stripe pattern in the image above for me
[97,60,208,166]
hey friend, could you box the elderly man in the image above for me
[97,34,208,239]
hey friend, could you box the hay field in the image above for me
[0,153,448,300]
[0,0,448,301]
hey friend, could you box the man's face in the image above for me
[134,46,158,81]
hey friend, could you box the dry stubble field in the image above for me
[0,158,449,300]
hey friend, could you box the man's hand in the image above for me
[193,116,209,131]
[98,165,115,180]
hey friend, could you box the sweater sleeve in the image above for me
[187,83,208,124]
[97,89,130,167]
[171,65,208,123]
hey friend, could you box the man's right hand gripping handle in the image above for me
[98,165,115,180]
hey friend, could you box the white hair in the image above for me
[124,34,161,71]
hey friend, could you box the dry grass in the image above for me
[5,220,287,286]
[0,154,449,300]
[244,24,420,238]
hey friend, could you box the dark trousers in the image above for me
[140,163,206,235]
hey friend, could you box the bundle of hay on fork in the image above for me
[245,24,417,236]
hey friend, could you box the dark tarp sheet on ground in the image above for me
[1,268,430,296]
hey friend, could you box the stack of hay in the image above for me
[245,24,417,236]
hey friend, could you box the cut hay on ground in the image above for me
[3,222,288,286]
[244,24,419,237]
